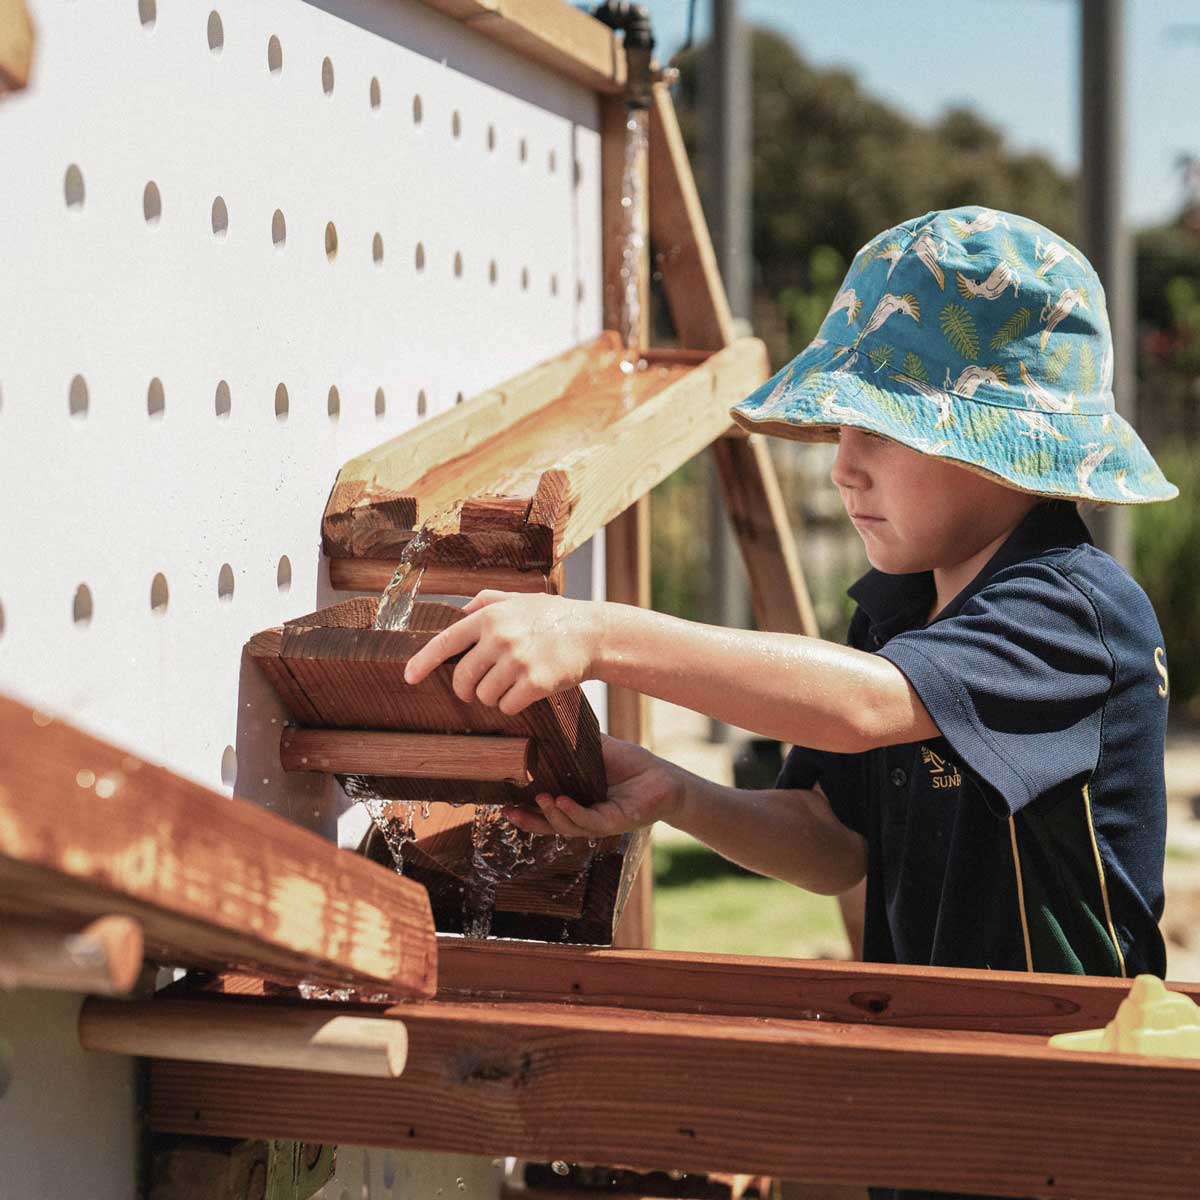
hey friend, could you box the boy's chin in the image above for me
[862,543,927,576]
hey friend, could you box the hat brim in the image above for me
[730,348,1177,506]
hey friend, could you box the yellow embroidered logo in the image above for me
[1155,646,1169,699]
[921,745,962,789]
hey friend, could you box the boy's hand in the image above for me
[402,591,603,715]
[502,734,683,840]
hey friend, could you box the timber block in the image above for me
[247,598,646,945]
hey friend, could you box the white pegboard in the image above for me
[0,1,607,1194]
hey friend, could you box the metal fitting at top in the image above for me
[592,1,657,110]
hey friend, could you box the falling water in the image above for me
[618,106,650,375]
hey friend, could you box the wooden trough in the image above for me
[247,594,647,944]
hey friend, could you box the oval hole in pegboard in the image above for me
[217,563,235,601]
[370,76,381,110]
[276,555,292,593]
[519,136,528,164]
[211,195,229,237]
[207,11,224,55]
[521,266,529,292]
[139,0,156,32]
[274,383,288,421]
[576,278,585,304]
[372,232,384,265]
[143,181,162,225]
[417,389,427,417]
[150,572,169,614]
[215,379,231,418]
[147,377,165,418]
[325,221,338,261]
[69,374,89,419]
[486,124,496,153]
[321,56,335,96]
[220,745,237,787]
[415,241,425,272]
[455,390,464,406]
[451,110,462,139]
[64,164,85,209]
[412,93,423,125]
[573,158,582,188]
[326,385,341,420]
[271,208,286,248]
[73,584,93,627]
[453,250,463,279]
[548,148,557,173]
[550,273,559,297]
[375,387,386,419]
[267,34,283,74]
[488,259,497,286]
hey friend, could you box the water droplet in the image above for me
[551,1161,570,1177]
[456,1179,466,1191]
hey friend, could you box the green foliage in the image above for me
[778,245,848,357]
[939,302,979,359]
[961,404,1009,440]
[1001,234,1026,272]
[990,306,1032,351]
[1011,447,1056,477]
[672,30,1077,370]
[1134,442,1200,714]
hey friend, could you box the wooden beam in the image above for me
[648,82,736,351]
[81,996,408,1079]
[328,558,555,595]
[0,0,33,93]
[710,435,819,636]
[0,914,143,995]
[280,729,536,785]
[647,83,818,639]
[149,993,1200,1199]
[322,334,622,558]
[418,0,626,95]
[433,939,1200,1036]
[0,693,437,996]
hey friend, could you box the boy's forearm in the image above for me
[664,764,866,895]
[594,602,935,752]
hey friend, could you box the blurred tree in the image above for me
[670,28,1077,364]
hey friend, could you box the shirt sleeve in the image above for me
[878,560,1114,817]
[776,744,866,836]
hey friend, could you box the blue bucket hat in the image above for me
[730,206,1176,505]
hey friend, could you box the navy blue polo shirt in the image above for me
[779,500,1168,980]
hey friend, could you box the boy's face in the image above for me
[831,428,1037,575]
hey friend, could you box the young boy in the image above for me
[404,209,1176,1190]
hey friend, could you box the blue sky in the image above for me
[639,0,1200,228]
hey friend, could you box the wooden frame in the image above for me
[136,950,1200,1198]
[0,693,437,996]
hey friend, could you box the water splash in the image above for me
[618,107,649,364]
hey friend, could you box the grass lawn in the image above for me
[651,838,850,960]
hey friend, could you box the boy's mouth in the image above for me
[849,512,885,527]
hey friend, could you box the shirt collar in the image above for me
[847,501,1092,643]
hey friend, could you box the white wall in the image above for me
[0,0,606,1194]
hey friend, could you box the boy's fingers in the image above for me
[502,805,555,836]
[551,795,614,834]
[534,794,592,840]
[497,681,538,716]
[450,643,500,704]
[463,590,510,614]
[403,613,479,685]
[475,661,519,708]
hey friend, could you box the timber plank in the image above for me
[0,0,33,93]
[0,693,436,995]
[418,0,626,95]
[433,939,1200,1035]
[148,994,1200,1199]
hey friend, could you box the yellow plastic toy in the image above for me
[1050,974,1200,1058]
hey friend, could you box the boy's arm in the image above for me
[507,736,866,896]
[595,602,939,753]
[403,593,938,754]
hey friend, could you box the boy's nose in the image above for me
[830,429,870,490]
